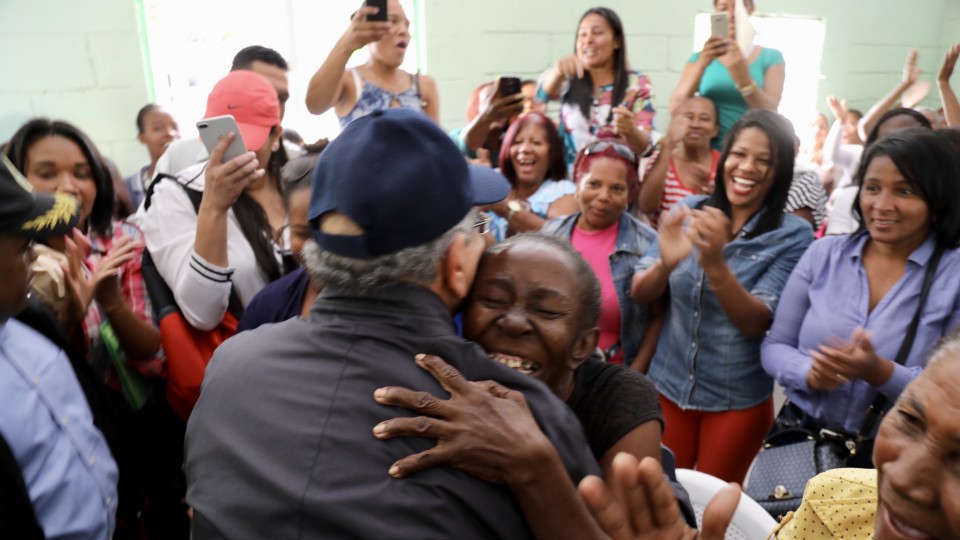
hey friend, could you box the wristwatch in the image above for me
[507,200,525,221]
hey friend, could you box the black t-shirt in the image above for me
[567,354,664,460]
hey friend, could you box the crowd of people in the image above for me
[3,0,960,538]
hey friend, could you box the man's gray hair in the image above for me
[303,210,477,294]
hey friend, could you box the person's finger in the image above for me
[372,415,449,441]
[414,353,473,396]
[636,456,683,529]
[609,453,654,534]
[577,475,633,540]
[700,482,741,540]
[218,151,259,179]
[207,131,238,166]
[373,385,448,416]
[387,447,453,478]
[475,379,526,404]
[575,58,584,79]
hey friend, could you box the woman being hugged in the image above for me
[538,7,656,167]
[486,112,579,239]
[305,0,439,127]
[630,109,813,483]
[669,0,785,149]
[762,128,960,459]
[542,137,660,369]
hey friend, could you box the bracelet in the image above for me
[738,81,758,97]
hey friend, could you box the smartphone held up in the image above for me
[197,115,248,162]
[364,0,387,21]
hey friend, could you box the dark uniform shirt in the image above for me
[186,284,598,539]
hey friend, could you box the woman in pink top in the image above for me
[542,138,660,370]
[639,96,720,226]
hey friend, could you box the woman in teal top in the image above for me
[669,0,785,149]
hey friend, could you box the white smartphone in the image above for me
[197,115,248,162]
[710,12,730,39]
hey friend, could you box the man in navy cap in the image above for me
[184,109,600,539]
[0,156,119,539]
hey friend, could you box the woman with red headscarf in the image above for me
[543,137,661,369]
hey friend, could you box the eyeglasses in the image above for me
[473,212,494,235]
[583,140,639,165]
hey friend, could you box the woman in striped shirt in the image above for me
[638,96,720,227]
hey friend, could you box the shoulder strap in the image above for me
[858,246,944,437]
[141,173,243,318]
[351,68,365,103]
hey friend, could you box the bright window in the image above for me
[692,12,826,147]
[140,0,423,142]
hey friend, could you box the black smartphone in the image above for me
[364,0,387,21]
[497,76,522,97]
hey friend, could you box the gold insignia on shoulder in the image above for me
[21,193,78,232]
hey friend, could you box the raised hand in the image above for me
[202,132,263,214]
[939,43,960,84]
[688,207,730,269]
[902,49,921,88]
[578,453,739,540]
[826,95,849,122]
[339,5,395,51]
[556,54,586,80]
[657,205,693,271]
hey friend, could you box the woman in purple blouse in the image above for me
[762,128,960,451]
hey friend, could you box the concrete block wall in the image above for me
[0,0,150,176]
[424,0,952,130]
[0,0,955,178]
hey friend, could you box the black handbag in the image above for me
[746,246,943,520]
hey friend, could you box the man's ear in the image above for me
[568,327,600,371]
[439,233,473,303]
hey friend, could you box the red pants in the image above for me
[659,394,773,484]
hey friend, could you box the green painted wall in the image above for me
[425,0,953,129]
[0,0,955,178]
[0,0,151,176]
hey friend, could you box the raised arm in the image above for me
[305,6,393,115]
[721,41,784,112]
[939,44,960,127]
[539,55,585,102]
[859,49,921,140]
[668,37,727,115]
[638,116,684,214]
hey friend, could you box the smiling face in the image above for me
[465,242,595,400]
[680,97,719,148]
[576,13,620,71]
[858,155,931,252]
[369,0,411,68]
[25,135,98,228]
[287,187,312,267]
[576,156,630,231]
[873,355,960,540]
[509,122,551,187]
[723,126,775,216]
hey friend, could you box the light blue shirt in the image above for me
[640,195,813,411]
[762,233,960,434]
[0,319,118,539]
[490,179,576,241]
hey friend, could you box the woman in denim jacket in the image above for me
[631,110,813,483]
[542,138,659,369]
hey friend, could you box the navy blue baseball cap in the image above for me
[308,109,509,259]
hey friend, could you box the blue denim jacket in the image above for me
[542,212,657,362]
[640,196,813,411]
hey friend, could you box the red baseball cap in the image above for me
[203,70,280,151]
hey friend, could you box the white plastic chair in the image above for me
[676,468,778,540]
